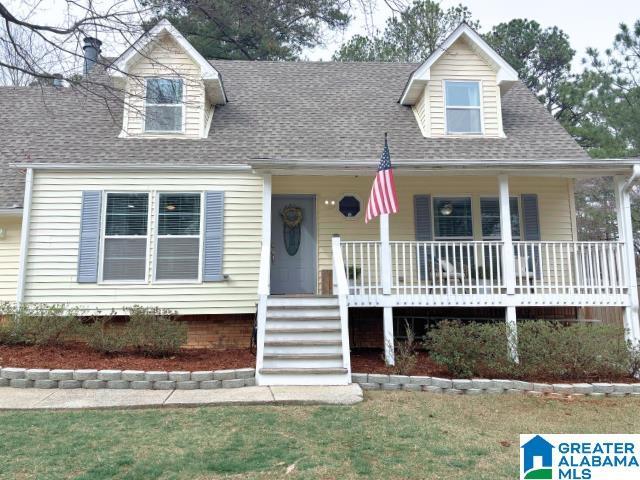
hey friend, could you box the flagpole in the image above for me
[380,212,394,365]
[380,130,394,365]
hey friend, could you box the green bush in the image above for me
[82,313,128,354]
[0,302,81,346]
[125,305,187,357]
[426,320,632,381]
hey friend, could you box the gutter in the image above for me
[10,163,252,172]
[16,168,33,304]
[0,208,23,216]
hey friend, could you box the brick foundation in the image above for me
[181,314,254,349]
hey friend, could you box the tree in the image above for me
[143,0,351,60]
[483,19,574,113]
[333,0,478,62]
[0,22,54,86]
[559,20,640,158]
[0,1,150,87]
[568,21,640,253]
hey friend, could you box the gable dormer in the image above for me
[110,19,226,139]
[400,23,518,138]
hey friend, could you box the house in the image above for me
[0,20,638,386]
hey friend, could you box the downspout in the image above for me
[15,168,33,304]
[623,164,640,192]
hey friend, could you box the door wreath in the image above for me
[281,205,303,256]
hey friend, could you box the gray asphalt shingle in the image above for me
[0,60,587,208]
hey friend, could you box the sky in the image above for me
[305,0,639,71]
[6,0,639,74]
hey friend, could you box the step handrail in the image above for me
[255,237,271,382]
[332,235,351,374]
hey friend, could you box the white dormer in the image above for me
[400,23,519,138]
[110,19,226,139]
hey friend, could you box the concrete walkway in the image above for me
[0,384,363,410]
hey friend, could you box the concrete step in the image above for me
[263,332,342,342]
[263,344,343,356]
[259,367,348,375]
[263,353,343,360]
[267,297,338,308]
[267,319,341,330]
[264,339,343,347]
[266,310,340,319]
[265,327,341,334]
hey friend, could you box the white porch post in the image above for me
[16,168,33,305]
[499,175,518,361]
[380,213,394,365]
[614,175,640,346]
[255,173,272,382]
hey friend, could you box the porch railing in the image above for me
[513,241,627,296]
[338,240,629,305]
[342,240,505,297]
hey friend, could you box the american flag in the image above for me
[365,135,399,223]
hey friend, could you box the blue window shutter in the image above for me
[521,194,541,278]
[414,195,432,279]
[521,194,540,241]
[414,195,433,241]
[203,191,224,282]
[77,191,102,283]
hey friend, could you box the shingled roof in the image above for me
[0,60,588,209]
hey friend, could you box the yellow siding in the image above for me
[124,34,206,138]
[0,216,21,302]
[426,37,503,137]
[412,83,429,136]
[273,175,575,289]
[24,171,263,314]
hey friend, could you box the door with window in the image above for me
[270,195,316,295]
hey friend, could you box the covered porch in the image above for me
[254,159,640,376]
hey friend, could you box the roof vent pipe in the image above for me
[52,73,63,87]
[83,37,102,75]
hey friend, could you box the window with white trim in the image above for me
[155,193,201,281]
[145,78,183,132]
[103,193,148,281]
[480,197,521,240]
[445,81,482,134]
[433,197,473,239]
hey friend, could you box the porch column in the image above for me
[380,213,395,365]
[614,175,640,345]
[498,175,518,361]
[255,174,272,379]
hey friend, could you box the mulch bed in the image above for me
[349,348,636,383]
[0,343,256,371]
[351,349,450,377]
[1,345,636,383]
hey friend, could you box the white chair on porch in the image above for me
[436,259,466,294]
[516,255,535,292]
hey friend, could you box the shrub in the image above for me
[0,302,81,346]
[82,312,128,354]
[125,305,187,357]
[426,320,631,381]
[517,321,629,381]
[385,320,419,375]
[426,320,515,378]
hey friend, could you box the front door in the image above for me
[270,195,316,294]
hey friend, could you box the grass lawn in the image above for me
[1,392,638,480]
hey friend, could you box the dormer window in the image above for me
[145,78,184,133]
[445,80,482,135]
